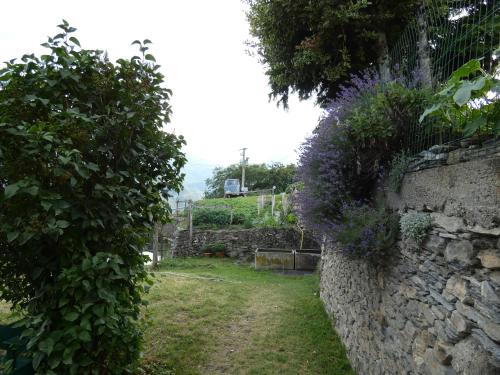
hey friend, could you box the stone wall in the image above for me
[320,154,500,374]
[172,227,318,261]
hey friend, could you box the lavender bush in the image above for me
[328,203,399,259]
[296,70,430,257]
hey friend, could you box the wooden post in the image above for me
[271,186,276,217]
[175,200,179,217]
[188,200,193,245]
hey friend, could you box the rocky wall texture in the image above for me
[320,154,500,374]
[172,228,318,261]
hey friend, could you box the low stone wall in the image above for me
[320,154,500,374]
[172,227,318,261]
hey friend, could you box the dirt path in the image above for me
[201,286,283,374]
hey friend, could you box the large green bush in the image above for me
[0,22,185,373]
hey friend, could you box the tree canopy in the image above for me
[246,0,421,107]
[0,22,185,373]
[204,162,296,198]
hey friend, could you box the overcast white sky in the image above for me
[1,0,321,173]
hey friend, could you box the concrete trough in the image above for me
[255,248,321,271]
[295,249,321,271]
[255,248,294,270]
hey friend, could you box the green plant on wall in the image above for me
[419,55,500,137]
[400,212,432,245]
[388,151,413,193]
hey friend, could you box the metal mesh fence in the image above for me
[388,0,499,154]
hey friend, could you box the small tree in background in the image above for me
[0,21,186,373]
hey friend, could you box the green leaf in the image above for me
[470,76,486,91]
[463,116,486,137]
[69,36,80,47]
[7,231,20,242]
[48,355,61,369]
[450,59,481,80]
[25,185,39,196]
[64,312,79,322]
[79,331,91,342]
[62,347,74,365]
[87,162,99,172]
[4,184,20,199]
[56,220,70,229]
[145,54,156,62]
[33,352,45,369]
[453,84,472,106]
[39,338,55,355]
[419,104,441,123]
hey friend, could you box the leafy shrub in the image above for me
[388,151,412,193]
[400,212,432,245]
[420,58,500,137]
[328,203,399,258]
[192,209,243,228]
[0,23,185,373]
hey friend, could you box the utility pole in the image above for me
[240,148,249,191]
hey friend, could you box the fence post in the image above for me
[271,186,276,217]
[175,199,179,217]
[417,9,432,86]
[376,32,391,82]
[188,200,193,245]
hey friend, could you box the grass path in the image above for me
[141,258,354,375]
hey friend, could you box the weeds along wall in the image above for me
[320,149,500,374]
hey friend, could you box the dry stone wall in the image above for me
[172,228,317,261]
[320,154,500,374]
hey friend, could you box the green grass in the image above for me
[140,258,354,375]
[0,258,354,375]
[194,195,295,229]
[195,196,259,221]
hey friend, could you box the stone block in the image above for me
[471,329,500,367]
[445,275,472,303]
[434,341,454,365]
[478,249,500,269]
[467,225,500,236]
[439,232,458,239]
[481,281,500,304]
[449,311,471,335]
[445,240,477,268]
[431,213,466,233]
[490,271,500,285]
[480,318,500,342]
[399,282,418,299]
[413,331,435,365]
[452,336,500,374]
[423,348,457,375]
[424,235,448,254]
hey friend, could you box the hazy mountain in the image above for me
[169,158,216,203]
